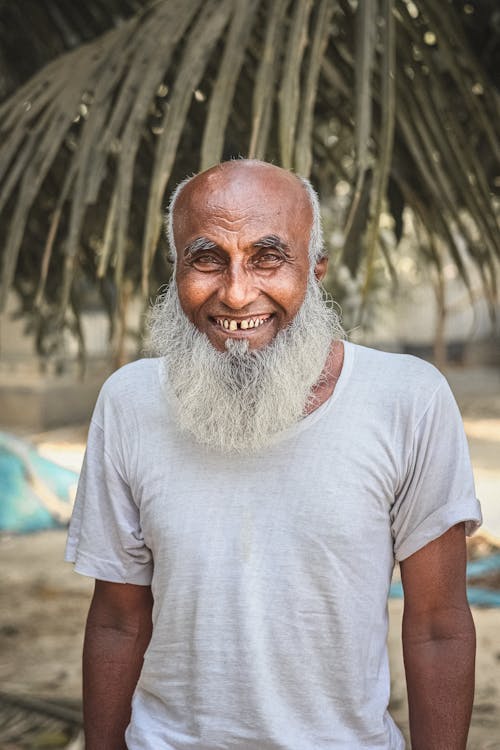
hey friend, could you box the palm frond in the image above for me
[278,0,314,169]
[295,0,335,177]
[200,0,260,169]
[362,0,396,299]
[0,0,498,357]
[248,0,290,160]
[341,0,377,273]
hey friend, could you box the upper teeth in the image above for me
[217,316,270,330]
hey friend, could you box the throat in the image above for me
[305,340,344,416]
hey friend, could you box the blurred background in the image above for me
[0,0,499,747]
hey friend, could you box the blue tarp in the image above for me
[0,432,78,534]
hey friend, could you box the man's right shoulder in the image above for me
[94,357,164,421]
[101,357,161,394]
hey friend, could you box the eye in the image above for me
[254,251,284,267]
[191,253,224,270]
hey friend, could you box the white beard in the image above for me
[147,278,343,453]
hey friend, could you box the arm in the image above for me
[83,579,153,750]
[400,522,475,750]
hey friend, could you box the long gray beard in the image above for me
[147,278,343,453]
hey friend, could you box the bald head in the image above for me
[166,160,325,267]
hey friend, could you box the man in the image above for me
[66,159,482,749]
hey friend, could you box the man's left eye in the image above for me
[255,253,282,265]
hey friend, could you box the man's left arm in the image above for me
[400,522,475,750]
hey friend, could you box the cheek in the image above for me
[176,274,213,320]
[269,273,309,319]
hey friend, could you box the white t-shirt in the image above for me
[65,341,482,749]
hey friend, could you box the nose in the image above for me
[218,262,259,310]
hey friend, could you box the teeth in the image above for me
[216,316,270,330]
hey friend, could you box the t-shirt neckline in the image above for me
[270,339,354,443]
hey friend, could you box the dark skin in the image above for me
[400,522,475,749]
[173,161,328,352]
[83,161,475,749]
[83,581,153,749]
[172,161,342,410]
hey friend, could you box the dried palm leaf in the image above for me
[0,0,497,357]
[278,0,314,169]
[295,0,335,177]
[200,0,260,169]
[361,0,396,298]
[248,0,290,160]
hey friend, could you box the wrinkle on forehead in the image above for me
[200,200,275,233]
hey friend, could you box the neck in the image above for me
[305,339,344,416]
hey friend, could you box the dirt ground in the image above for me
[0,364,499,749]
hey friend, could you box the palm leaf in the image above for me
[248,0,290,160]
[295,0,335,177]
[361,0,396,299]
[200,0,260,169]
[278,0,314,169]
[0,0,498,357]
[341,0,377,274]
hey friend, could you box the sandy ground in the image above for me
[0,364,499,748]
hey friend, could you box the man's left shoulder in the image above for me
[349,342,449,407]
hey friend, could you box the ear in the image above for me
[313,256,328,282]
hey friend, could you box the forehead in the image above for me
[172,164,313,248]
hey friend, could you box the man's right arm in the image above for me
[83,579,153,750]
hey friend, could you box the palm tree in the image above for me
[0,0,498,360]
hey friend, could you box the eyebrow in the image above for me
[253,235,290,254]
[183,236,218,259]
[182,233,291,259]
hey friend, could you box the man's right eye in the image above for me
[192,254,223,269]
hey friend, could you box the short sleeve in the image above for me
[391,377,482,561]
[65,418,153,585]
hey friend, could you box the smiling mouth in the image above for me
[212,314,273,332]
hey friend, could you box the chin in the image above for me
[207,328,277,353]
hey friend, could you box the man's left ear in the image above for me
[313,257,328,282]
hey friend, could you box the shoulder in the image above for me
[348,341,446,402]
[92,358,163,428]
[99,357,161,400]
[344,342,456,431]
